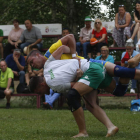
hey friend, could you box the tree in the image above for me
[0,0,103,36]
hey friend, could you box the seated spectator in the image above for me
[44,89,60,109]
[15,20,43,53]
[0,29,3,58]
[95,46,114,63]
[88,19,108,57]
[62,28,70,36]
[76,16,92,58]
[3,19,24,59]
[127,2,140,51]
[111,5,132,47]
[0,60,14,108]
[5,49,25,85]
[121,42,140,93]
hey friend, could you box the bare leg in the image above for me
[60,34,76,55]
[84,90,118,137]
[71,82,93,137]
[131,23,139,40]
[4,89,12,103]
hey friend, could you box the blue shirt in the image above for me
[5,54,25,72]
[95,55,114,63]
[121,50,140,69]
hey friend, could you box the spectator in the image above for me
[5,49,25,85]
[88,19,108,57]
[3,19,24,59]
[95,46,114,63]
[15,20,43,53]
[127,2,140,51]
[76,16,92,58]
[44,89,60,109]
[121,42,140,93]
[111,5,132,47]
[0,29,3,58]
[0,60,14,108]
[62,28,70,37]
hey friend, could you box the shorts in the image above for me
[78,62,112,89]
[0,87,14,99]
[44,40,84,60]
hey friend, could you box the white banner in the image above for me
[0,24,62,36]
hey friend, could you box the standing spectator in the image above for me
[88,19,108,57]
[121,42,140,93]
[3,19,24,59]
[127,2,140,51]
[111,5,132,47]
[15,20,43,53]
[0,29,4,58]
[5,49,25,84]
[62,28,70,37]
[76,16,92,58]
[95,46,114,63]
[0,60,14,108]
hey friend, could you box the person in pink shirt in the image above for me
[4,19,24,58]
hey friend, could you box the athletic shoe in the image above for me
[126,38,133,43]
[6,103,10,109]
[130,89,135,94]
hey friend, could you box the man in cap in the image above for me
[76,16,92,58]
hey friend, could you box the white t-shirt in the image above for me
[43,56,89,94]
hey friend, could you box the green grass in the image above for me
[0,108,140,140]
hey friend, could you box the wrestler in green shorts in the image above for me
[78,62,112,89]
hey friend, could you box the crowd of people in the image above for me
[0,2,140,138]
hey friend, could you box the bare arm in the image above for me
[30,39,42,47]
[0,37,3,43]
[134,13,140,23]
[115,13,119,29]
[91,34,94,38]
[52,45,70,60]
[119,13,131,28]
[6,78,12,89]
[98,34,106,43]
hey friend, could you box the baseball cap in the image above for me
[85,16,92,21]
[90,38,98,45]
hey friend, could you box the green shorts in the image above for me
[78,62,112,89]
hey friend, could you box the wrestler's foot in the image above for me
[72,133,88,138]
[106,126,119,137]
[128,53,140,68]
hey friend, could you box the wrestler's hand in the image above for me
[77,69,83,78]
[73,56,81,68]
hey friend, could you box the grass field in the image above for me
[0,96,139,140]
[0,109,140,140]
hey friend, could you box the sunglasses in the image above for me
[95,22,100,24]
[119,5,124,7]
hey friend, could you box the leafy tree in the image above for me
[0,0,104,36]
